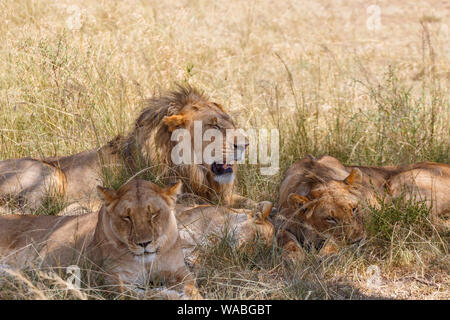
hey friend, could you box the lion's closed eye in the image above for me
[326,217,338,225]
[148,207,161,222]
[122,208,132,223]
[123,216,131,223]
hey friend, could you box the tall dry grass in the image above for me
[0,0,449,299]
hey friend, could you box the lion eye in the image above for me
[148,207,160,221]
[352,207,357,215]
[122,208,132,223]
[326,217,338,225]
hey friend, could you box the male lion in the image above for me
[0,85,250,212]
[0,179,202,299]
[275,155,450,255]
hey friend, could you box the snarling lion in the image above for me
[0,179,202,299]
[176,201,274,264]
[0,85,250,212]
[275,155,450,255]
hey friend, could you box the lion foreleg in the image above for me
[230,193,257,208]
[167,266,203,300]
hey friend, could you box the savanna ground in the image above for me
[0,0,449,299]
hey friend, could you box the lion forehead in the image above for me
[188,107,235,127]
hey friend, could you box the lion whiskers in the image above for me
[133,253,157,264]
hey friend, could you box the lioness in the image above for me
[0,179,202,299]
[275,155,450,254]
[176,201,275,263]
[0,85,250,212]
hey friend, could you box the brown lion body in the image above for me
[0,179,201,299]
[175,201,274,264]
[276,155,450,254]
[0,86,250,213]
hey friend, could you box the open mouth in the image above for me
[211,162,233,175]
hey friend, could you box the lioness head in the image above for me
[130,85,248,204]
[280,169,366,247]
[97,179,182,260]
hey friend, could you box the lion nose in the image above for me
[137,241,152,248]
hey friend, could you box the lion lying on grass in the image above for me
[176,201,274,264]
[0,85,250,213]
[275,155,450,255]
[0,179,202,299]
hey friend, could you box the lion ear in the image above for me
[344,168,362,186]
[255,201,273,220]
[212,102,225,112]
[162,114,188,132]
[287,193,309,208]
[97,186,118,204]
[161,180,183,203]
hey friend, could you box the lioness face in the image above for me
[164,102,249,185]
[97,180,182,260]
[284,169,366,246]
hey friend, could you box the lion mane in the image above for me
[108,85,239,205]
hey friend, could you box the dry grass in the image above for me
[0,0,449,299]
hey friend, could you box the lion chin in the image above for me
[212,162,235,184]
[133,252,157,263]
[213,173,235,184]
